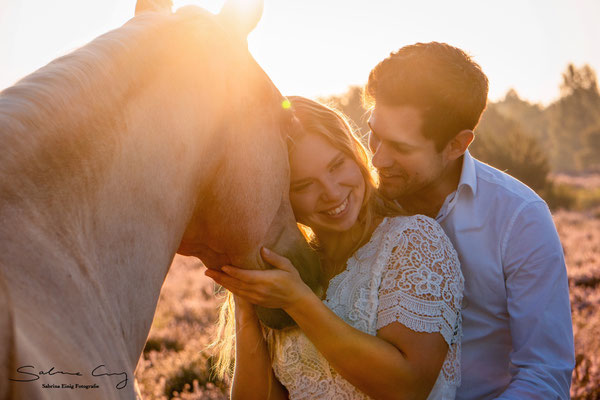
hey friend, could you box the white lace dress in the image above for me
[270,215,464,399]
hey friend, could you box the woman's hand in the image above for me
[205,247,314,310]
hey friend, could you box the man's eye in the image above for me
[390,142,411,153]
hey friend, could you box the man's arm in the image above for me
[496,200,575,399]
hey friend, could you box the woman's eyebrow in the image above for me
[290,151,344,186]
[327,152,345,168]
[290,177,312,186]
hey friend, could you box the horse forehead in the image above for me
[199,140,288,236]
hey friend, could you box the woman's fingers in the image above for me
[206,270,282,308]
[260,247,295,272]
[221,265,269,283]
[204,252,308,310]
[205,268,252,292]
[206,268,272,298]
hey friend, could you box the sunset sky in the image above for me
[1,0,599,105]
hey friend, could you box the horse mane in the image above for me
[0,8,221,206]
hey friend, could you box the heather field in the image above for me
[558,209,600,399]
[136,210,600,399]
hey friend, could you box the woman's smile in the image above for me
[322,195,350,217]
[289,133,365,234]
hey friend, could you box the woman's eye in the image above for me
[291,182,312,192]
[331,159,345,171]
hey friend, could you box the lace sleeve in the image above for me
[376,215,464,346]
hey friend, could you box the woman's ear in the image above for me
[218,0,264,40]
[444,129,474,161]
[135,0,172,16]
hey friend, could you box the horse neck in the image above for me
[90,125,210,361]
[0,103,219,369]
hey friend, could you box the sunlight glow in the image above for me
[172,0,224,14]
[0,0,599,105]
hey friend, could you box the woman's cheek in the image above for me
[290,193,312,223]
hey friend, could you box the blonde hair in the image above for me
[209,96,402,380]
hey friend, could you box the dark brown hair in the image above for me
[364,42,489,150]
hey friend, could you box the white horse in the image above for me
[0,1,321,398]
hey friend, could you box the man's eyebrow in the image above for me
[367,121,386,140]
[367,122,383,141]
[367,121,385,139]
[368,123,417,149]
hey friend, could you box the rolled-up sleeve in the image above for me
[496,201,575,399]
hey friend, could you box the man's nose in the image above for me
[371,144,393,169]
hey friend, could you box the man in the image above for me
[365,42,575,399]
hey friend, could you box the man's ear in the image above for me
[443,129,474,161]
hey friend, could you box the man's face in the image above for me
[368,104,447,202]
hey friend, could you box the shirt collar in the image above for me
[458,150,477,196]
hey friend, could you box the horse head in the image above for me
[133,0,323,328]
[0,1,320,398]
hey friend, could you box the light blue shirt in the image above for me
[436,151,575,399]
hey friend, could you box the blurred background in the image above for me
[2,0,599,398]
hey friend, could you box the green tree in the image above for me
[577,125,600,171]
[471,105,550,192]
[494,89,549,148]
[546,64,600,172]
[560,64,599,97]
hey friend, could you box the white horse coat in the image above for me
[0,1,321,399]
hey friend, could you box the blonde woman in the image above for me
[206,96,464,400]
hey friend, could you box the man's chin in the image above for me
[378,185,403,201]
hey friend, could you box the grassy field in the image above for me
[135,210,600,399]
[558,210,600,399]
[134,255,228,399]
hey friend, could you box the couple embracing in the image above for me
[205,42,575,399]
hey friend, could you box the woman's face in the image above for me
[289,133,365,235]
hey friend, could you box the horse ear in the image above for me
[135,0,173,16]
[218,0,264,39]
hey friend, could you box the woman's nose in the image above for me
[320,179,342,202]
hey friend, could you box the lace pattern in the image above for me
[271,215,464,399]
[376,216,463,387]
